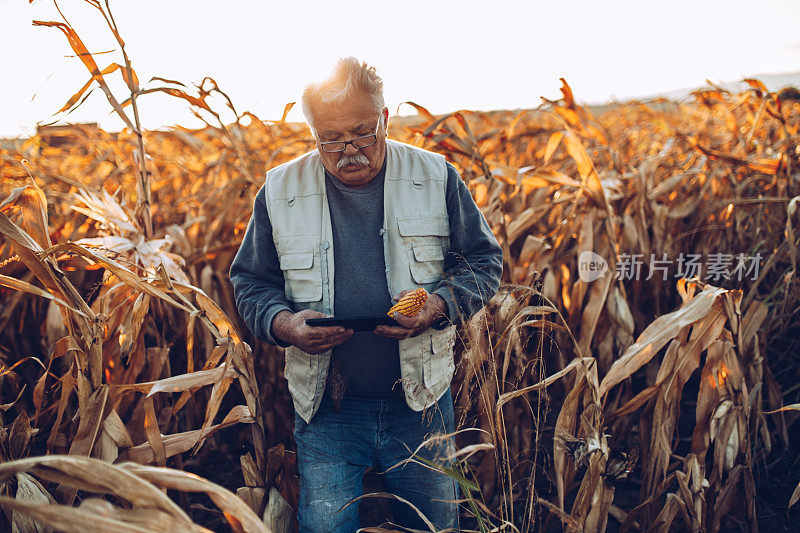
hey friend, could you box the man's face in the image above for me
[311,92,389,188]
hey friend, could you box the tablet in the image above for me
[305,316,401,331]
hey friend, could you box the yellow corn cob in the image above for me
[387,288,429,317]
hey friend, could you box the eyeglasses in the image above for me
[318,120,381,153]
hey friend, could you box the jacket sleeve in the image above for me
[229,185,293,347]
[432,162,504,328]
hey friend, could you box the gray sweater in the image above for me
[230,158,503,397]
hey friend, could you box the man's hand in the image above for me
[373,290,448,340]
[272,309,353,355]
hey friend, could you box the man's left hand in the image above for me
[373,290,448,340]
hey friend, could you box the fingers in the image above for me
[389,311,418,329]
[319,330,352,349]
[298,311,344,338]
[303,329,353,353]
[300,317,348,337]
[313,342,338,353]
[376,304,433,339]
[373,325,416,339]
[302,322,352,341]
[307,325,349,339]
[319,328,353,343]
[392,289,412,302]
[293,310,356,353]
[301,310,333,319]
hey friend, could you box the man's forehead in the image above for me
[313,93,378,123]
[318,119,373,135]
[314,110,379,137]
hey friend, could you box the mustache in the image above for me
[336,153,370,170]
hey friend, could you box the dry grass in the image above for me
[1,2,799,531]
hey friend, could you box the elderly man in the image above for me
[230,57,503,532]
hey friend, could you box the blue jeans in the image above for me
[293,388,460,532]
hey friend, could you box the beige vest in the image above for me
[264,139,457,423]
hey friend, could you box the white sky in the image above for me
[1,0,799,138]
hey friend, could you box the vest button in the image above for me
[287,196,296,206]
[412,181,423,189]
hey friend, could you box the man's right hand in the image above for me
[272,309,353,355]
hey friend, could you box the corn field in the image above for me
[1,2,800,532]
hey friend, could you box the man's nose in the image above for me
[342,141,359,156]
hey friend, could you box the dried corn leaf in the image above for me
[119,463,269,533]
[0,456,189,520]
[599,285,729,397]
[120,405,253,464]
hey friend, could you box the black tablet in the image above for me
[305,316,401,331]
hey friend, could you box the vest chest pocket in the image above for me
[280,251,323,302]
[397,217,450,285]
[410,244,445,284]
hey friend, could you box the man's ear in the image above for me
[382,107,389,131]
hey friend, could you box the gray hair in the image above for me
[301,57,385,130]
